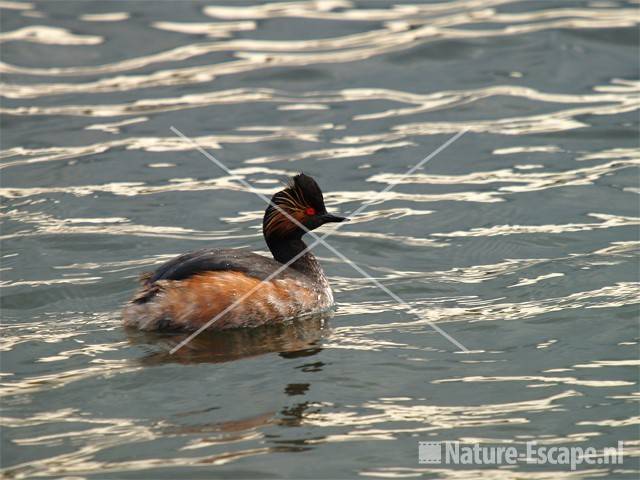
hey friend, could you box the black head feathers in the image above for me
[281,173,327,213]
[263,173,346,239]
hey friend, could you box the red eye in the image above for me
[305,207,316,216]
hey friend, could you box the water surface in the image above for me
[1,1,639,478]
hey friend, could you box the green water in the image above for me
[1,1,638,478]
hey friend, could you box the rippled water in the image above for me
[1,1,639,478]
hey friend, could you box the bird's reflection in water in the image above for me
[125,313,330,450]
[126,311,331,365]
[164,383,318,441]
[127,313,329,452]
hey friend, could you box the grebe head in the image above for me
[263,173,346,242]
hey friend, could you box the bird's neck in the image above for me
[265,235,324,279]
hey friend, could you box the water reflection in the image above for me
[127,313,330,365]
[169,386,317,439]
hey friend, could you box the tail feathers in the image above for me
[131,280,166,304]
[139,271,153,285]
[123,279,175,330]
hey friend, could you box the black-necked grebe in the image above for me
[123,173,347,331]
